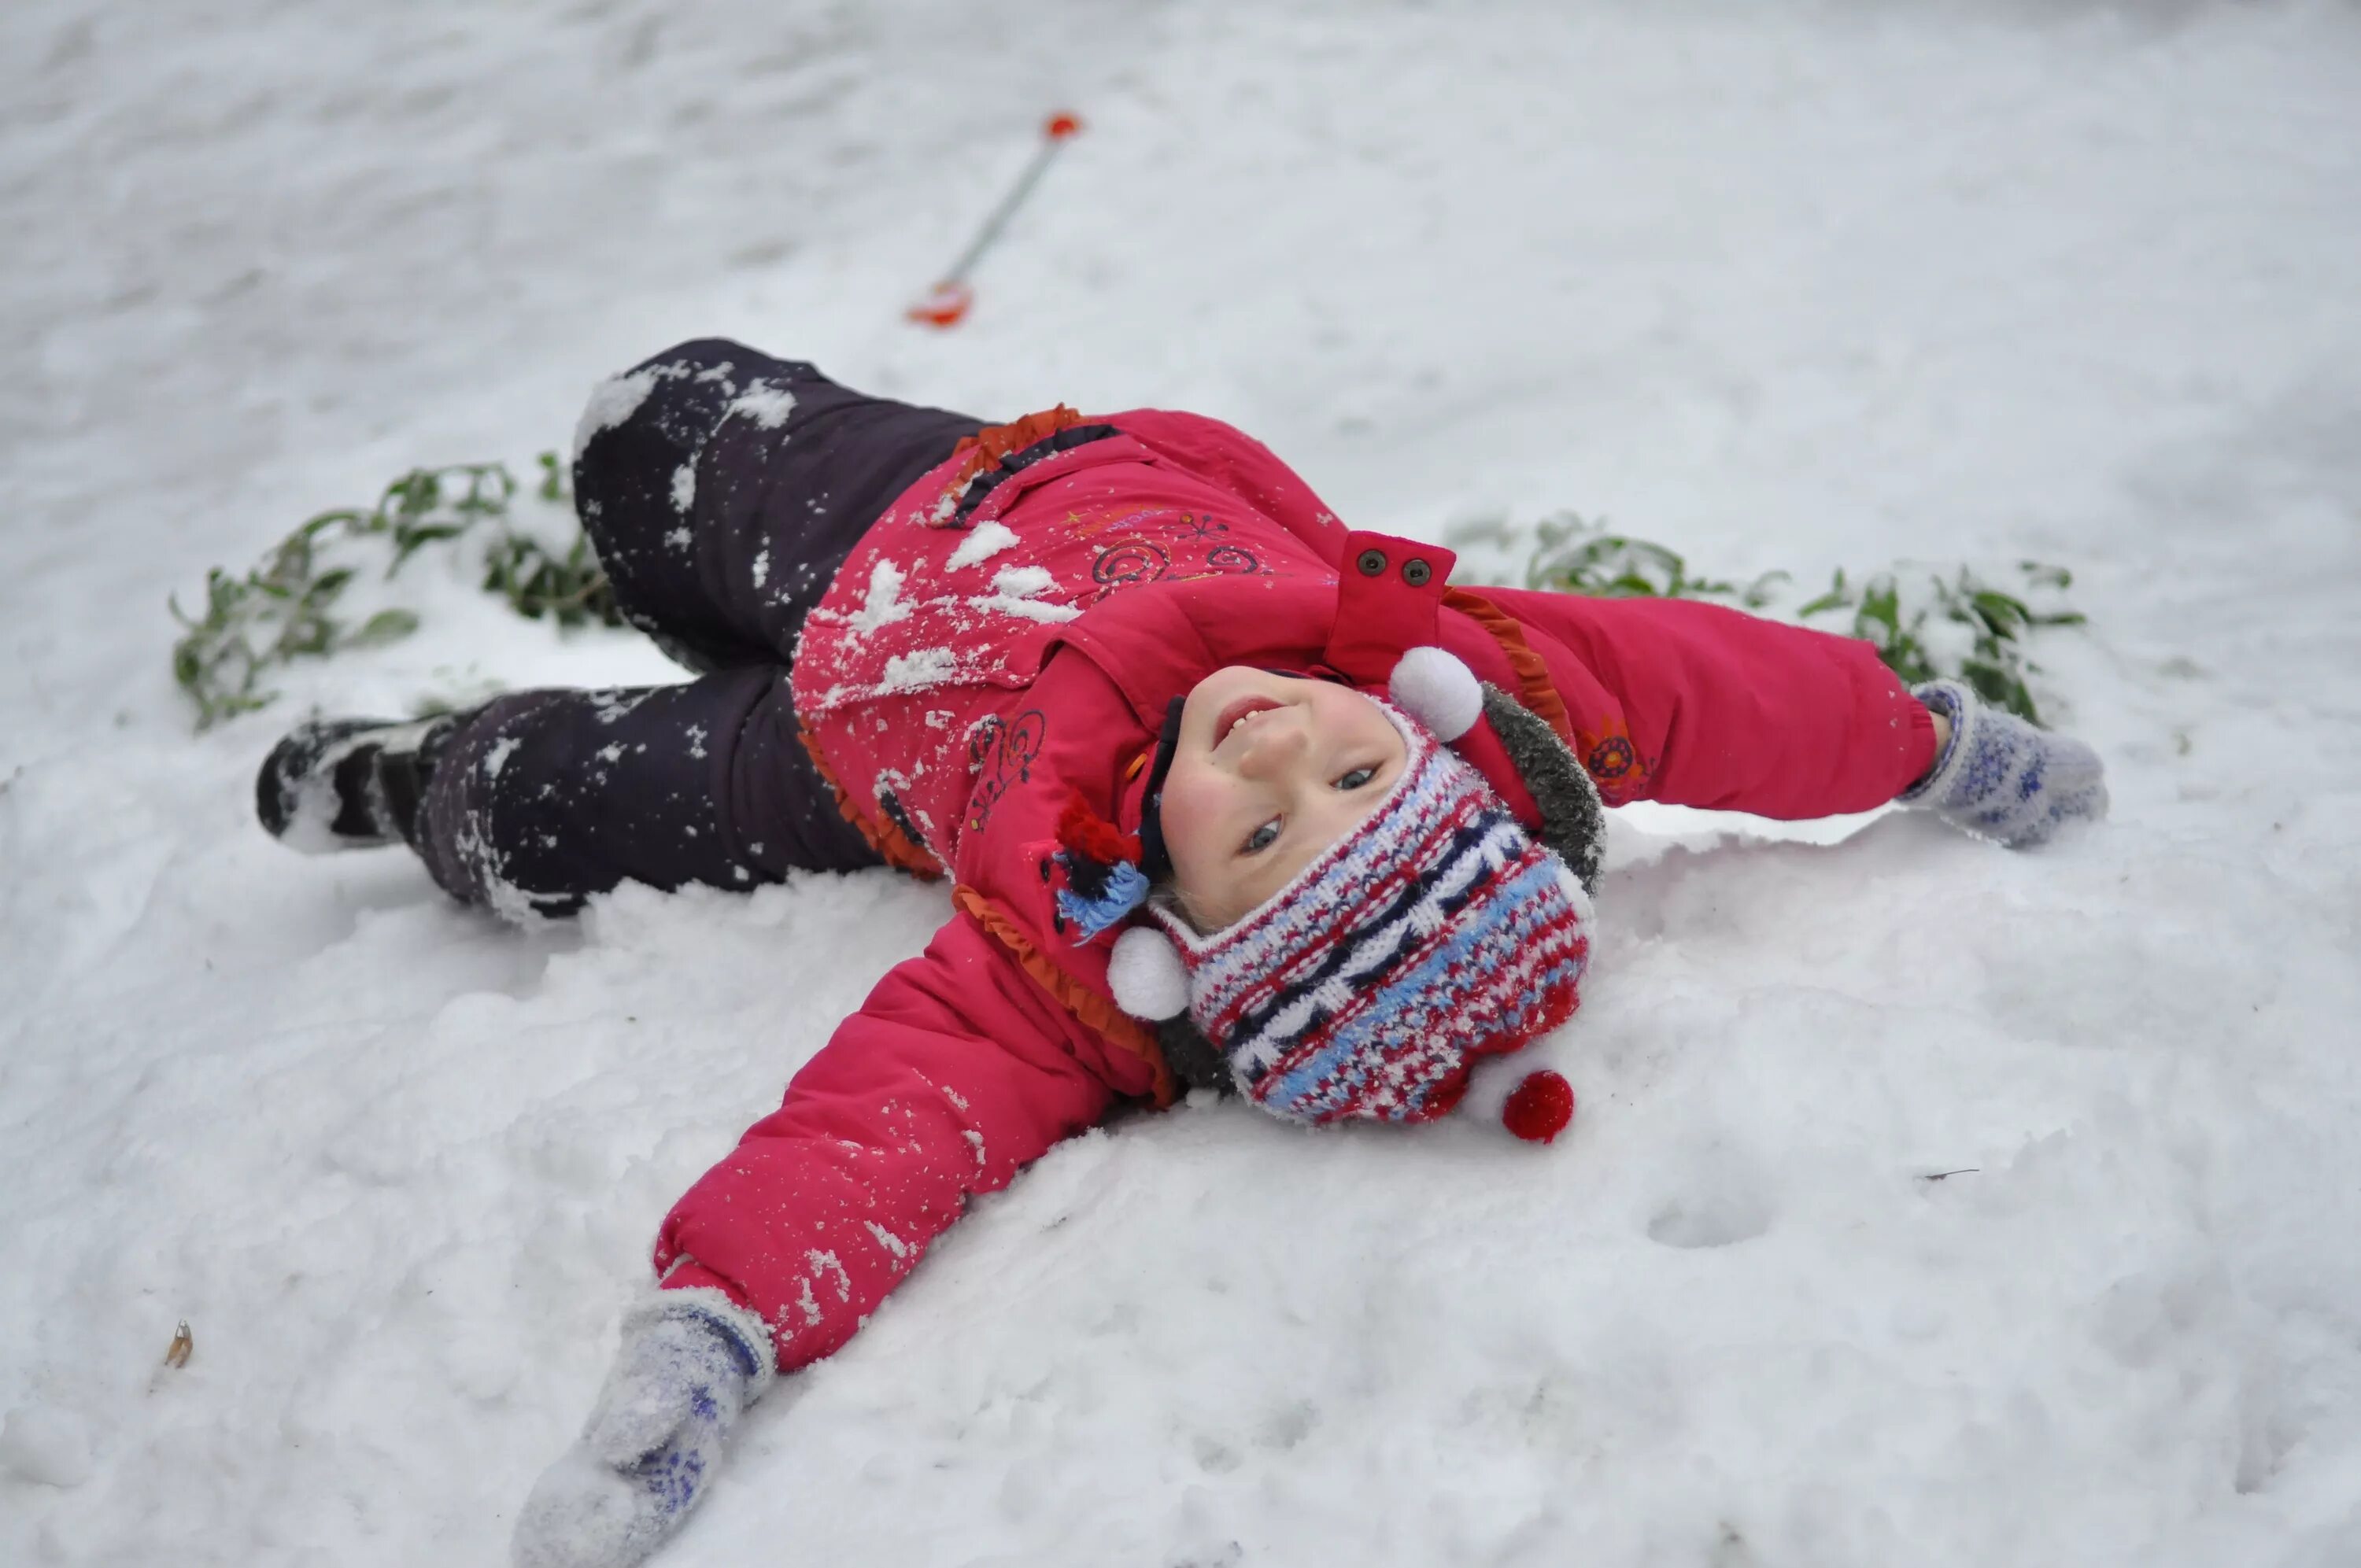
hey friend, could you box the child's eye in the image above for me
[1242,818,1282,854]
[1335,766,1378,791]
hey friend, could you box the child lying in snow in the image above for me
[255,338,2107,1567]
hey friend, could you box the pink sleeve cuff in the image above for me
[1897,691,1942,797]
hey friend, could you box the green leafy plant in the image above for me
[171,453,619,730]
[1799,562,2086,721]
[1523,514,1790,608]
[1487,511,2086,725]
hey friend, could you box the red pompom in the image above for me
[1501,1071,1576,1144]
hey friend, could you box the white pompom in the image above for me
[1388,646,1483,740]
[1107,925,1191,1020]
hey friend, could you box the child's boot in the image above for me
[254,713,463,853]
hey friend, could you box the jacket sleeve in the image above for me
[653,910,1118,1374]
[1479,586,1939,819]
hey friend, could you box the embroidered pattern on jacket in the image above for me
[966,710,1047,831]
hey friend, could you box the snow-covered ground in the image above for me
[6,1,2361,1562]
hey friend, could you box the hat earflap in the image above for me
[1478,683,1605,898]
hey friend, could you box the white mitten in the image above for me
[1902,680,2108,848]
[513,1292,774,1568]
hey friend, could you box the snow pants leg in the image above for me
[412,340,985,916]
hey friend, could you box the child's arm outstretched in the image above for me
[1478,587,2104,843]
[512,914,1121,1568]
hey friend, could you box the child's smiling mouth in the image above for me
[1211,695,1286,754]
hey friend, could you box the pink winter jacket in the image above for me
[653,408,1938,1372]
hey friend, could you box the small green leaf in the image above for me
[349,608,422,647]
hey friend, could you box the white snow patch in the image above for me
[670,462,695,514]
[966,564,1080,622]
[481,736,519,780]
[805,1249,852,1304]
[591,690,649,726]
[970,591,1081,625]
[848,559,913,636]
[751,547,770,589]
[569,363,682,462]
[946,520,1020,570]
[988,566,1055,599]
[877,647,959,695]
[728,383,797,429]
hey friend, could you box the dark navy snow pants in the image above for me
[414,340,983,915]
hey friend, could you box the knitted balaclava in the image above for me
[1107,648,1594,1143]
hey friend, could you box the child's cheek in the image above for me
[1155,765,1225,868]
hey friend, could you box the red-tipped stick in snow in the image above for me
[907,113,1084,328]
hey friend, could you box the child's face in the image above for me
[1158,668,1408,930]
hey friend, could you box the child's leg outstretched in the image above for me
[405,668,872,917]
[256,339,985,915]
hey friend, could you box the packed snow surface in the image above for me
[6,2,2361,1564]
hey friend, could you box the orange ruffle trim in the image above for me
[795,721,942,878]
[1443,586,1576,743]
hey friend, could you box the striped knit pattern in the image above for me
[1158,714,1591,1126]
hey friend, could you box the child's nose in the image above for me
[1236,711,1310,778]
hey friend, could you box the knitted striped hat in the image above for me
[1107,649,1594,1142]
